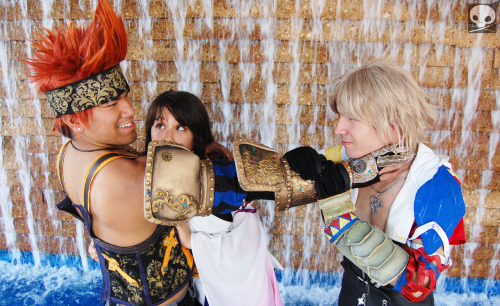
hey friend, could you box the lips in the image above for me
[119,121,134,128]
[341,139,352,146]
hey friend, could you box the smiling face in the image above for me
[78,91,137,147]
[151,107,195,150]
[334,114,391,159]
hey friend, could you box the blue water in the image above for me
[1,251,499,305]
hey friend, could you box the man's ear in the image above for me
[390,123,401,138]
[61,115,79,133]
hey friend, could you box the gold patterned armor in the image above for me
[144,141,214,226]
[233,139,317,211]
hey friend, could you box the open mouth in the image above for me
[119,122,133,128]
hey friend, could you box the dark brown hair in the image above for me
[145,91,215,158]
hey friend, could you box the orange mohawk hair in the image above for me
[26,0,127,93]
[25,0,128,137]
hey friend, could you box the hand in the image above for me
[316,160,351,199]
[283,146,325,180]
[379,162,411,182]
[205,141,233,160]
[176,223,192,249]
[88,240,99,262]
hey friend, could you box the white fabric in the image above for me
[350,144,451,243]
[408,221,452,266]
[189,210,283,306]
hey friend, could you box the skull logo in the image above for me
[468,3,498,33]
[470,5,496,28]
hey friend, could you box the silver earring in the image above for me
[77,127,81,131]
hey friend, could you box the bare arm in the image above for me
[176,223,192,249]
[88,240,99,262]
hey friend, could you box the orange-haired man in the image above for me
[26,1,198,305]
[25,1,322,305]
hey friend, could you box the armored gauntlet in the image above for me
[144,141,214,226]
[325,214,409,286]
[233,139,317,211]
[144,139,321,226]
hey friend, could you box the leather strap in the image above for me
[82,151,137,214]
[56,140,71,195]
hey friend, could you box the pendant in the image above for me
[370,195,383,216]
[357,293,366,305]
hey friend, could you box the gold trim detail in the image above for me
[144,141,214,225]
[101,253,140,288]
[233,138,317,211]
[152,190,198,220]
[45,65,129,117]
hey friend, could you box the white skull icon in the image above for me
[470,4,496,29]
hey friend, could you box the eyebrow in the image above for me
[154,113,165,121]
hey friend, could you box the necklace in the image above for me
[70,141,122,153]
[369,175,407,216]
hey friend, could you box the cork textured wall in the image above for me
[0,0,499,280]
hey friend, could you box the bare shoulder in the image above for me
[99,155,146,181]
[90,155,146,204]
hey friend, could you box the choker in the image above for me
[348,144,415,185]
[70,141,123,153]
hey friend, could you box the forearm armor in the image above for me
[143,139,319,226]
[144,141,214,226]
[326,213,409,286]
[232,139,317,211]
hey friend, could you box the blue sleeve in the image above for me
[211,160,247,214]
[414,165,466,254]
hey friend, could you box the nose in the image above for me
[120,96,135,117]
[334,115,348,135]
[163,128,175,143]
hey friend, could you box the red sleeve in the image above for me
[408,217,466,246]
[449,218,466,245]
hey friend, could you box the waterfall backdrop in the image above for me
[0,0,499,292]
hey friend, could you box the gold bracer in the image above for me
[233,139,317,211]
[144,141,214,226]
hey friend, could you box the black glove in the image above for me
[315,160,351,199]
[283,146,325,181]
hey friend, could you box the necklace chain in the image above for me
[370,175,407,195]
[369,175,407,216]
[70,140,122,153]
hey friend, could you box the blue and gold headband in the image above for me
[45,65,130,118]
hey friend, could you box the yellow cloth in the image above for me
[325,145,343,162]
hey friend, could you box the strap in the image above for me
[82,151,137,214]
[408,221,451,265]
[56,140,72,195]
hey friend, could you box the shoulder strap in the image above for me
[56,140,71,195]
[82,151,137,214]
